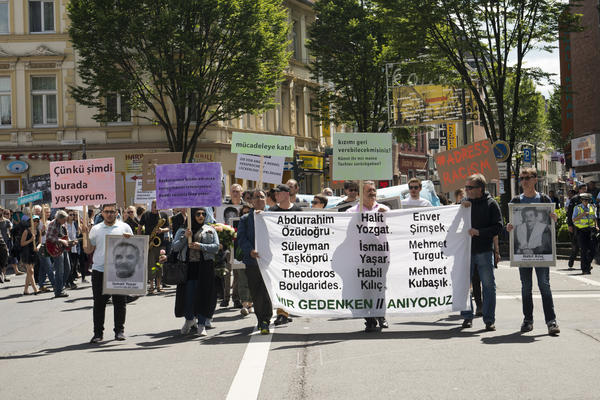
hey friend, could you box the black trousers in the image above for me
[577,229,594,273]
[198,260,216,319]
[245,264,273,325]
[92,270,126,336]
[68,252,79,284]
[569,228,580,267]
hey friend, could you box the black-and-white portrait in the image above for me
[509,203,556,267]
[103,235,148,295]
[215,205,242,225]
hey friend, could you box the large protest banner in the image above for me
[434,139,499,193]
[50,158,116,207]
[255,206,471,317]
[332,132,393,180]
[155,162,222,209]
[235,153,285,184]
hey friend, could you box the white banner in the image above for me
[235,153,285,184]
[255,206,471,317]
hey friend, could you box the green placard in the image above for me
[332,133,393,180]
[231,132,295,157]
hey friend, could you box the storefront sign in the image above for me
[0,152,72,161]
[50,158,116,207]
[192,152,215,163]
[235,153,284,185]
[571,134,599,167]
[125,153,144,174]
[155,162,222,209]
[447,123,457,149]
[332,132,393,180]
[434,139,499,193]
[255,207,471,317]
[299,155,323,170]
[231,132,295,157]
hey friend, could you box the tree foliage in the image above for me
[307,0,418,133]
[68,0,290,162]
[546,86,570,150]
[380,0,581,203]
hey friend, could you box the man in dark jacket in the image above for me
[237,189,273,335]
[566,183,588,269]
[461,173,503,331]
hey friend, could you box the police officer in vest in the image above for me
[572,193,597,275]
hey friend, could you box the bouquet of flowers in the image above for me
[210,223,237,249]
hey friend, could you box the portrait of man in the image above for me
[103,235,148,295]
[509,203,556,266]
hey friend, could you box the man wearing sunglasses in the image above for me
[460,173,503,331]
[506,168,560,335]
[572,192,597,275]
[401,178,432,208]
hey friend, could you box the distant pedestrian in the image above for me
[572,193,597,275]
[566,184,587,269]
[401,178,432,208]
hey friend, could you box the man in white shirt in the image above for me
[346,181,390,332]
[81,204,133,344]
[401,178,433,208]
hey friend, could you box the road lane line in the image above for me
[226,325,274,400]
[550,270,600,286]
[497,294,600,300]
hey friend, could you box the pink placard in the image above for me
[50,158,116,207]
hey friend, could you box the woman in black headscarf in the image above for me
[172,207,219,336]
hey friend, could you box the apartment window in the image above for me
[29,1,54,33]
[0,1,8,34]
[106,93,131,123]
[291,20,300,60]
[31,76,57,126]
[0,77,10,126]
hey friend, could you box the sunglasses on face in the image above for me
[409,186,420,190]
[195,212,206,217]
[103,210,116,214]
[519,176,535,181]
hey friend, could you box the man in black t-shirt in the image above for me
[137,200,170,293]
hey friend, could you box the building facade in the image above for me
[0,0,324,208]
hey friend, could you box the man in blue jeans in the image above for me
[460,173,503,331]
[46,210,72,298]
[506,167,560,336]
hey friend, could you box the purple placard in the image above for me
[155,163,222,209]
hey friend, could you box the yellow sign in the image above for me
[322,106,330,138]
[447,123,457,150]
[391,84,478,126]
[300,155,323,170]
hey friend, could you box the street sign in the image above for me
[497,162,508,179]
[429,138,439,150]
[492,140,510,162]
[523,148,532,163]
[18,191,43,205]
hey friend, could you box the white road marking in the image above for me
[550,270,600,286]
[226,325,274,400]
[497,294,600,300]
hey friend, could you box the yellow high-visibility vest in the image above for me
[574,204,597,229]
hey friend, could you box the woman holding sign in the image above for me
[20,216,41,295]
[172,207,219,336]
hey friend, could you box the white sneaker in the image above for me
[248,307,254,314]
[240,307,249,316]
[198,326,207,336]
[204,318,213,328]
[192,318,199,330]
[181,319,195,334]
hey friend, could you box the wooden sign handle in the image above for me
[82,205,89,248]
[28,202,36,248]
[359,180,364,213]
[258,155,264,189]
[187,208,192,244]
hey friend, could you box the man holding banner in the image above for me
[460,174,503,331]
[346,180,390,332]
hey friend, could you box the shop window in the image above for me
[0,1,8,34]
[29,1,54,33]
[31,76,57,127]
[106,93,131,124]
[0,77,10,126]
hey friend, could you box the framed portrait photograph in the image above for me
[103,235,149,295]
[509,203,556,267]
[215,205,242,225]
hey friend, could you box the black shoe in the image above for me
[3,277,9,282]
[90,335,103,344]
[54,292,69,298]
[364,320,379,332]
[233,301,244,309]
[69,283,78,289]
[115,331,126,341]
[274,314,290,326]
[259,321,270,335]
[461,319,472,329]
[377,317,388,329]
[475,305,483,317]
[485,323,496,331]
[520,321,533,333]
[219,300,229,308]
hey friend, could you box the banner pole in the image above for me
[187,208,192,244]
[258,155,264,189]
[82,205,89,248]
[28,202,36,248]
[359,180,364,213]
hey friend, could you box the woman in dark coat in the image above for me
[171,207,219,336]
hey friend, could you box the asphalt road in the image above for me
[1,259,600,400]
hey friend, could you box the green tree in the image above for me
[307,0,416,133]
[68,0,290,162]
[547,86,570,150]
[380,0,581,205]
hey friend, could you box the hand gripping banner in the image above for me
[255,206,472,317]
